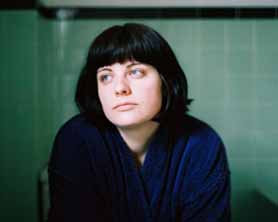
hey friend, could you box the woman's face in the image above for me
[97,60,162,129]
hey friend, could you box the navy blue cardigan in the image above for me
[48,114,230,222]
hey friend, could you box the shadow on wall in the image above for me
[233,189,278,222]
[252,191,278,221]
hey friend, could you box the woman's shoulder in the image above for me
[49,114,104,182]
[55,113,101,142]
[173,114,227,163]
[176,116,230,212]
[177,115,229,182]
[50,114,103,163]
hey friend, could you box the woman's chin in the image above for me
[112,120,144,129]
[108,117,150,130]
[105,110,160,130]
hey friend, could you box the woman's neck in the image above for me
[117,121,160,166]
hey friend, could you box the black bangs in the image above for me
[87,24,163,71]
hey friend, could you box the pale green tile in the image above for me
[226,76,256,103]
[225,132,257,159]
[190,103,226,134]
[253,104,278,133]
[255,50,278,75]
[160,22,195,53]
[63,48,87,75]
[254,76,278,103]
[225,20,254,51]
[255,21,278,51]
[199,50,225,77]
[255,131,278,159]
[198,75,227,102]
[200,21,225,51]
[226,51,255,76]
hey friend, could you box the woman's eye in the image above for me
[130,69,144,78]
[99,74,112,83]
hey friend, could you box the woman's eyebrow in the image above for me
[126,61,143,68]
[97,67,112,73]
[97,62,144,73]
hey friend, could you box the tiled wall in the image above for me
[0,10,278,222]
[0,11,39,222]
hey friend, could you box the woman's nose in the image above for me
[114,77,131,96]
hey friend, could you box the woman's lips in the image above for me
[113,103,137,111]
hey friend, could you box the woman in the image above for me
[48,23,230,222]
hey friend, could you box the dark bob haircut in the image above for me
[75,23,192,126]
